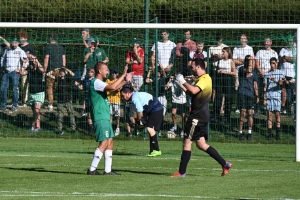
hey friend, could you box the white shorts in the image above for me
[132,76,144,91]
[158,95,167,116]
[110,103,120,117]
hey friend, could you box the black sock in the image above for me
[150,134,159,151]
[206,146,226,167]
[179,150,191,174]
[149,136,153,153]
[276,127,280,135]
[268,128,272,135]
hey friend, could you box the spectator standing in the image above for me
[237,55,259,140]
[106,68,121,136]
[17,30,36,107]
[47,67,76,135]
[264,58,284,140]
[81,28,93,48]
[176,30,196,76]
[255,37,278,116]
[212,47,236,123]
[44,32,66,111]
[208,33,228,106]
[82,38,109,80]
[165,71,188,135]
[279,38,296,114]
[0,38,28,113]
[20,56,45,132]
[151,30,176,74]
[126,38,145,91]
[76,67,95,136]
[189,41,207,69]
[232,34,254,113]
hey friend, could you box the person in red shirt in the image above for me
[126,38,145,91]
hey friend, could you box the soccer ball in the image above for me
[167,131,176,139]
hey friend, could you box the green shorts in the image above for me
[93,120,114,142]
[28,92,45,105]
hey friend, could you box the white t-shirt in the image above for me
[208,43,228,66]
[233,45,254,67]
[169,81,187,104]
[94,79,107,92]
[218,59,232,73]
[255,49,278,73]
[151,40,176,68]
[279,47,296,78]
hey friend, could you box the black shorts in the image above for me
[145,109,163,131]
[238,94,254,110]
[172,102,189,115]
[184,119,208,141]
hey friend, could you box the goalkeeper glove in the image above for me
[176,74,186,85]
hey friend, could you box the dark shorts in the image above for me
[238,94,254,110]
[172,102,189,115]
[145,109,163,131]
[184,119,208,141]
[86,105,91,113]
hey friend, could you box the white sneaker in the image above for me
[235,109,240,113]
[19,104,27,107]
[115,128,120,136]
[180,131,184,138]
[48,105,53,111]
[170,126,177,132]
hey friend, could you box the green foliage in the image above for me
[0,0,300,23]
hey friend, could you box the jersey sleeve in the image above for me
[132,93,143,112]
[94,79,107,92]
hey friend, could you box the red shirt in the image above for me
[176,40,197,56]
[126,48,145,76]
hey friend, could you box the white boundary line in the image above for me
[0,190,297,199]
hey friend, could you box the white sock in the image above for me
[104,150,113,173]
[248,130,252,134]
[239,131,242,134]
[89,148,103,171]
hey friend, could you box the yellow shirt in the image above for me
[106,79,121,104]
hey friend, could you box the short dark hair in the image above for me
[270,57,278,63]
[48,32,58,41]
[94,62,106,74]
[244,55,252,69]
[121,84,134,93]
[192,58,205,70]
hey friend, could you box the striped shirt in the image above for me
[1,47,28,72]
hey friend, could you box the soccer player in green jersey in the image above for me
[87,62,132,175]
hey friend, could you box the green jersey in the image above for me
[90,78,110,121]
[84,48,107,68]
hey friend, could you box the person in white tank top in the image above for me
[212,47,236,123]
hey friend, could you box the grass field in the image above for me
[0,138,299,200]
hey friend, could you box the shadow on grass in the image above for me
[2,167,172,176]
[114,169,171,176]
[2,167,83,175]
